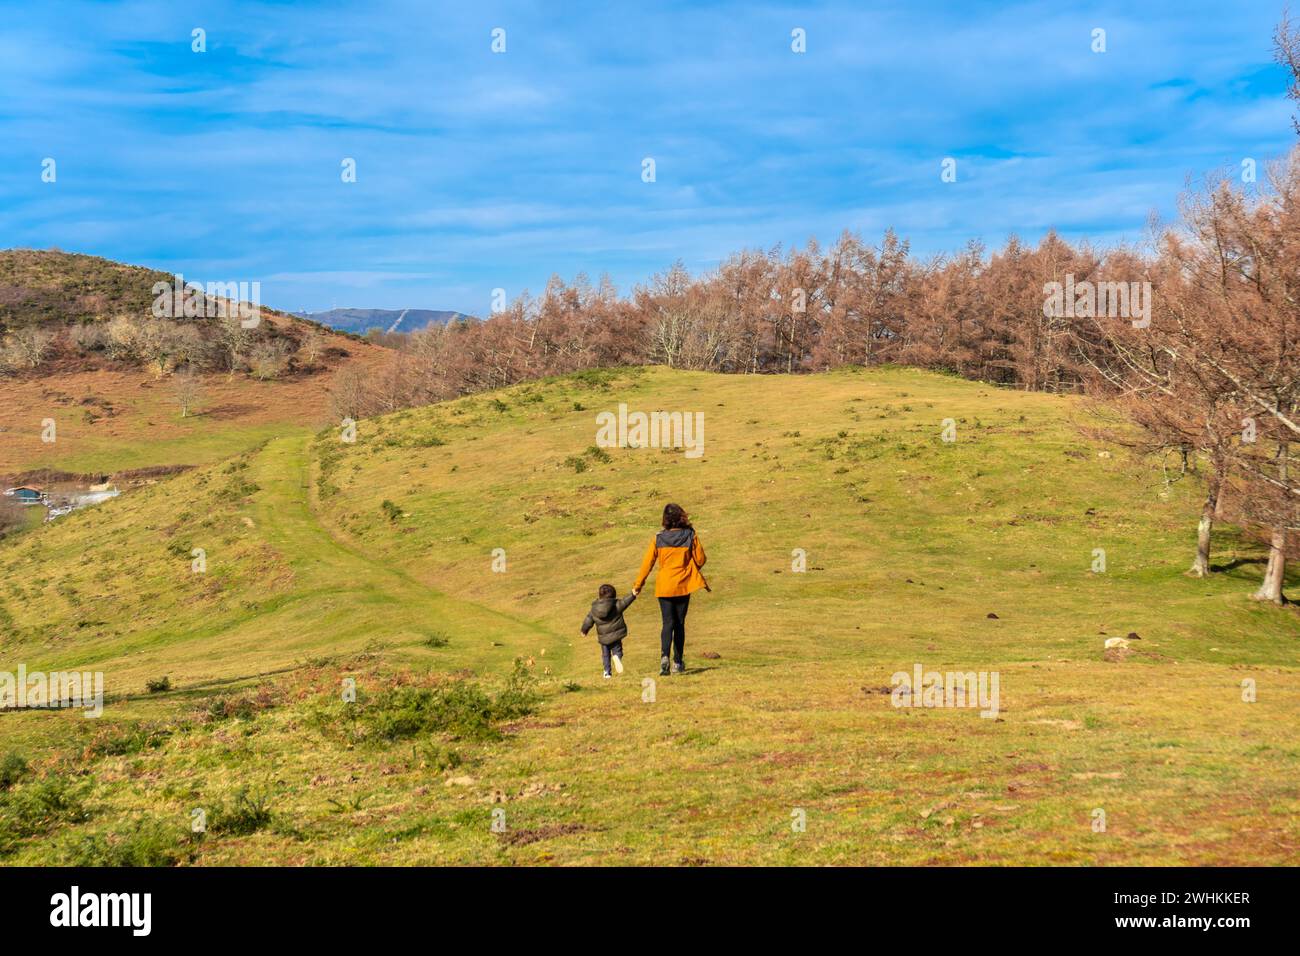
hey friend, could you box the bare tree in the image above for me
[248,340,292,380]
[299,328,325,366]
[172,368,204,418]
[329,365,370,420]
[217,314,253,376]
[136,318,183,377]
[2,327,56,369]
[1276,8,1300,134]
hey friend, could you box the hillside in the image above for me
[0,366,1297,865]
[0,250,171,328]
[0,249,343,337]
[0,250,392,478]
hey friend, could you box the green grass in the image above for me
[0,366,1297,865]
[41,420,315,475]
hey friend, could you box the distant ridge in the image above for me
[294,308,472,335]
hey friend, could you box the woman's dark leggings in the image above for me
[658,595,691,662]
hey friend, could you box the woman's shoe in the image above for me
[672,660,685,674]
[660,656,670,676]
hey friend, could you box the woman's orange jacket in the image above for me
[634,527,709,598]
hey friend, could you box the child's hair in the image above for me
[598,583,616,599]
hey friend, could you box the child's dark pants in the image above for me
[658,595,690,663]
[601,639,624,674]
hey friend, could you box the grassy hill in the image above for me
[1,366,1297,865]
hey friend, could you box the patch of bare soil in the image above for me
[496,823,588,847]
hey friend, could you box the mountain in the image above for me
[1,365,1296,864]
[294,308,472,335]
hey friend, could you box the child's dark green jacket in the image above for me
[581,593,636,646]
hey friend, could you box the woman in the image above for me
[633,503,709,675]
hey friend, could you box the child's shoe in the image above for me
[603,671,611,679]
[612,654,624,675]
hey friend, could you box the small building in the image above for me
[3,486,45,506]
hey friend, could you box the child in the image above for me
[581,583,637,678]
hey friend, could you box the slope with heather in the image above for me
[0,366,1297,865]
[0,251,392,477]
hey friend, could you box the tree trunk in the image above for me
[1188,471,1222,577]
[1252,528,1288,604]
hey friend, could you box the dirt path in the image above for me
[248,436,563,674]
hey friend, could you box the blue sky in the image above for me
[0,0,1294,315]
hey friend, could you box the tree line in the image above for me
[332,152,1299,605]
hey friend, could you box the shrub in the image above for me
[213,477,259,503]
[569,367,627,388]
[0,775,91,855]
[421,743,463,772]
[0,753,28,791]
[87,723,173,757]
[202,687,276,723]
[361,665,538,743]
[564,456,588,473]
[310,664,538,746]
[145,676,171,694]
[365,684,494,741]
[63,817,189,867]
[0,499,26,539]
[381,500,403,522]
[325,793,367,814]
[206,696,250,722]
[208,787,274,836]
[493,658,541,721]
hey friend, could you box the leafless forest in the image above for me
[330,150,1299,604]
